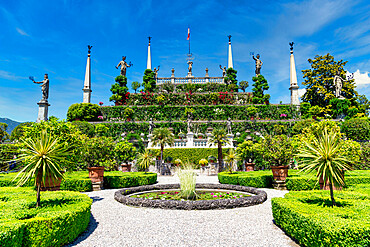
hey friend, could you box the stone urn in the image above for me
[121,163,132,172]
[41,171,64,191]
[87,167,104,183]
[245,163,255,172]
[271,165,289,181]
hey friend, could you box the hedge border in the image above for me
[0,188,92,247]
[114,183,267,210]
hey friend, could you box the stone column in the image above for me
[290,49,300,105]
[228,35,233,69]
[36,101,50,123]
[82,52,92,103]
[171,68,175,84]
[147,41,152,70]
[226,133,234,148]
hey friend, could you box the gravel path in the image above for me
[66,175,299,247]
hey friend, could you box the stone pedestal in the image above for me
[37,101,50,123]
[186,132,194,148]
[92,181,103,191]
[147,134,153,148]
[272,180,287,190]
[226,134,234,148]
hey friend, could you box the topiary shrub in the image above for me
[67,103,101,122]
[341,118,370,141]
[0,187,92,247]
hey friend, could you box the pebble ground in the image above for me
[66,174,299,247]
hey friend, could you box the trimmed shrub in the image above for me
[272,189,370,247]
[0,187,92,247]
[218,171,273,188]
[67,103,101,122]
[341,118,370,141]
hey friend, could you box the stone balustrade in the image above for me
[156,76,224,85]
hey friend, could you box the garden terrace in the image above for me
[99,104,300,122]
[114,183,267,210]
[0,187,92,247]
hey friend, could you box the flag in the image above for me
[187,28,190,40]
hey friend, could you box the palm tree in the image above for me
[208,128,230,172]
[152,128,175,165]
[14,130,70,207]
[295,127,353,206]
[136,149,154,173]
[224,148,240,173]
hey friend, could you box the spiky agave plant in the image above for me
[176,163,197,200]
[14,130,70,207]
[136,149,154,173]
[296,127,353,206]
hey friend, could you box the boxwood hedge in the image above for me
[272,189,370,247]
[0,171,157,192]
[0,187,92,247]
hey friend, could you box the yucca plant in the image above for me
[295,127,353,206]
[224,148,240,173]
[14,130,70,207]
[176,163,197,200]
[136,149,154,173]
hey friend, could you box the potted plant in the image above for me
[261,135,294,181]
[173,158,183,167]
[199,158,208,167]
[114,140,137,172]
[236,140,256,172]
[178,132,185,139]
[136,149,154,173]
[81,136,115,184]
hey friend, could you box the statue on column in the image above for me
[153,66,160,78]
[32,74,49,102]
[115,56,131,76]
[334,71,344,98]
[148,118,155,135]
[252,54,263,76]
[227,117,232,134]
[219,65,226,77]
[187,116,193,133]
[187,60,193,73]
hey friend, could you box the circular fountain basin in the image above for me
[114,183,267,210]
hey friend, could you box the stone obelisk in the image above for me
[82,45,92,103]
[227,35,233,69]
[147,36,152,70]
[289,42,300,105]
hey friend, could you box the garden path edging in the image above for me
[114,183,267,210]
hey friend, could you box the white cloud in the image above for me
[16,27,29,36]
[350,70,370,89]
[298,88,306,98]
[0,70,26,81]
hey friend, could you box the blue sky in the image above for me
[1,0,370,122]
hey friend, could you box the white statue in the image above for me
[116,56,131,76]
[32,74,49,102]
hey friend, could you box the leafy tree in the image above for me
[239,80,249,92]
[224,68,238,91]
[131,81,141,93]
[260,135,294,167]
[143,69,156,92]
[15,130,70,207]
[152,128,175,165]
[301,53,357,108]
[296,128,354,206]
[10,122,33,142]
[110,75,130,105]
[251,75,270,104]
[114,140,137,164]
[329,98,351,119]
[208,128,230,172]
[80,136,116,170]
[0,123,10,143]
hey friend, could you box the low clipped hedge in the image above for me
[0,171,157,192]
[219,170,370,190]
[272,189,370,247]
[218,171,273,188]
[0,187,92,247]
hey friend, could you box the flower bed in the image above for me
[272,188,370,247]
[0,187,92,247]
[131,190,250,200]
[115,183,267,210]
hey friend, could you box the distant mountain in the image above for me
[0,118,22,135]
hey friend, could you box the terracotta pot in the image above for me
[319,172,344,191]
[271,165,289,181]
[88,167,104,183]
[245,163,255,172]
[41,172,64,191]
[121,163,132,172]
